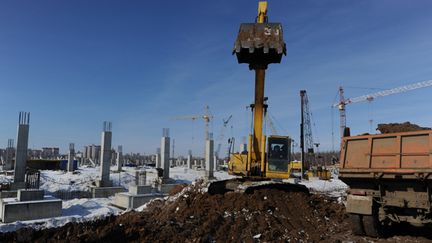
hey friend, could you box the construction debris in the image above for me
[2,182,432,242]
[377,122,431,134]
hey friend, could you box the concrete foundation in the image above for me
[17,189,44,201]
[0,191,17,199]
[0,189,62,223]
[90,186,126,198]
[112,193,164,209]
[96,179,113,188]
[0,197,62,223]
[10,182,26,190]
[158,184,178,194]
[129,185,153,195]
[112,183,164,209]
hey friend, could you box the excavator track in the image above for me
[208,178,309,195]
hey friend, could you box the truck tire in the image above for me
[349,214,364,235]
[362,215,380,237]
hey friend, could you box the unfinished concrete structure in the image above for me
[186,149,193,169]
[91,122,126,198]
[155,148,161,168]
[0,189,62,223]
[205,136,215,179]
[13,112,30,189]
[98,121,112,187]
[116,145,123,172]
[4,139,14,170]
[112,168,177,210]
[135,170,146,186]
[214,155,218,171]
[67,143,75,172]
[161,128,170,180]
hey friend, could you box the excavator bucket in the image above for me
[233,23,286,68]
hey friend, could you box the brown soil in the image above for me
[0,183,431,243]
[377,122,430,134]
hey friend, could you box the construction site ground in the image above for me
[0,182,431,243]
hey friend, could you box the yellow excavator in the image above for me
[209,1,306,194]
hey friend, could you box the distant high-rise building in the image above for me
[41,147,60,159]
[84,144,101,162]
[28,149,42,159]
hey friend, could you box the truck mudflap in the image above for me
[346,195,373,215]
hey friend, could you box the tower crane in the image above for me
[300,90,315,170]
[266,115,278,136]
[333,80,432,139]
[215,115,233,158]
[173,105,213,142]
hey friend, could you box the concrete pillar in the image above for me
[240,143,247,153]
[187,155,192,169]
[214,155,218,171]
[14,112,30,185]
[155,148,161,168]
[99,121,112,187]
[67,143,75,172]
[135,170,146,186]
[4,139,14,170]
[116,145,123,172]
[205,139,214,179]
[161,128,170,180]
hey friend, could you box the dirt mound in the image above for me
[2,182,432,242]
[0,183,348,243]
[377,122,430,134]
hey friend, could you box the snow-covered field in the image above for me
[38,166,234,193]
[300,178,348,198]
[0,166,347,233]
[0,166,235,232]
[0,198,121,233]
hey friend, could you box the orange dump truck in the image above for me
[339,130,432,236]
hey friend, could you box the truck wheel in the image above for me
[362,215,380,237]
[349,214,364,235]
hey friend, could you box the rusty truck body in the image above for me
[339,130,432,236]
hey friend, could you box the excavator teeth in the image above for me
[233,23,286,67]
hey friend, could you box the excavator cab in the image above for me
[266,136,291,179]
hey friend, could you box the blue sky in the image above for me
[1,0,432,155]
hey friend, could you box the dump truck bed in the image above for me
[340,130,432,179]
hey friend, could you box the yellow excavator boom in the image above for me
[229,1,288,179]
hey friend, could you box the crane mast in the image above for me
[338,86,347,140]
